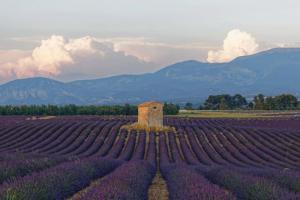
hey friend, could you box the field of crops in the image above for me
[0,116,300,200]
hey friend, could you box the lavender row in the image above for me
[0,157,121,200]
[161,164,236,200]
[242,168,300,193]
[205,168,299,200]
[118,131,137,160]
[131,132,146,160]
[146,131,157,167]
[0,154,67,184]
[71,160,155,200]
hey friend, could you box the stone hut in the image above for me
[138,102,163,128]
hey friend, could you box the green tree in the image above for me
[232,94,247,108]
[264,96,276,110]
[219,98,229,110]
[184,102,193,110]
[253,94,265,110]
[274,94,298,110]
[203,94,247,110]
[164,103,180,115]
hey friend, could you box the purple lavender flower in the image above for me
[0,157,120,200]
[72,160,155,200]
[161,164,236,200]
[206,168,297,200]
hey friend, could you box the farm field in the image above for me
[179,110,300,118]
[0,116,300,199]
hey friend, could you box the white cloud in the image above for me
[19,36,74,76]
[0,50,30,79]
[0,36,93,80]
[95,37,209,66]
[0,35,156,83]
[0,36,210,83]
[207,29,259,63]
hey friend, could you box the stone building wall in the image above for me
[138,102,163,128]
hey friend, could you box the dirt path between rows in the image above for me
[148,133,169,200]
[148,170,169,200]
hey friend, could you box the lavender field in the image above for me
[0,116,300,200]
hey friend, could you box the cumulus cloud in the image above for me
[0,36,210,83]
[0,35,156,83]
[94,37,209,66]
[207,29,259,63]
[0,50,29,77]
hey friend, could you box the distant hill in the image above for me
[1,48,300,105]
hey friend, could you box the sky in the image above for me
[0,0,300,83]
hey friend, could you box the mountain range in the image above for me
[1,48,300,105]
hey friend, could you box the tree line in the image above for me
[184,94,300,110]
[1,93,298,116]
[0,103,179,116]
